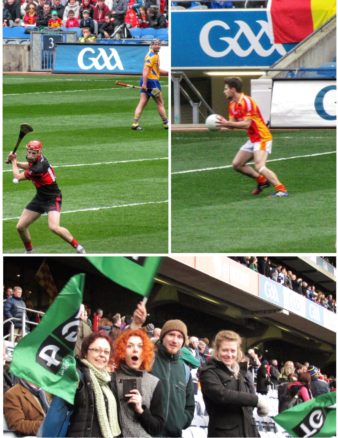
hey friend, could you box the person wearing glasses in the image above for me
[67,332,121,437]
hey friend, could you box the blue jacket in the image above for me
[4,297,28,329]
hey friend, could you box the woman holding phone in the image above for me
[113,329,164,437]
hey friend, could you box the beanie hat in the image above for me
[160,319,188,343]
[308,365,319,377]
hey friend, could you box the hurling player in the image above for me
[7,140,86,253]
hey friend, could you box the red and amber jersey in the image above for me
[229,93,272,142]
[24,155,61,197]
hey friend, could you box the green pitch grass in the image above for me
[172,129,336,252]
[3,74,168,254]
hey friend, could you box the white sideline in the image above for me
[3,200,168,222]
[3,157,167,173]
[172,151,336,175]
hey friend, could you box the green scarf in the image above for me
[81,359,121,438]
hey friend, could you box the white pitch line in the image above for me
[172,151,336,175]
[3,200,168,222]
[3,157,167,173]
[4,84,168,97]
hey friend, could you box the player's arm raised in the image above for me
[7,154,27,181]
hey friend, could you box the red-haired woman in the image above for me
[113,329,164,437]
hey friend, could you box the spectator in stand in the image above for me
[79,9,95,33]
[48,9,62,26]
[50,0,64,18]
[308,365,329,397]
[327,294,335,312]
[278,372,312,412]
[291,274,303,294]
[247,348,261,373]
[4,0,22,25]
[23,2,38,24]
[4,378,51,436]
[280,360,295,382]
[269,359,281,388]
[92,308,103,332]
[94,0,111,24]
[124,4,139,28]
[150,327,161,344]
[256,360,270,394]
[137,5,149,27]
[113,329,165,437]
[283,269,293,289]
[79,0,94,18]
[63,0,80,20]
[21,0,38,18]
[36,0,47,15]
[4,287,13,300]
[188,336,201,360]
[112,0,128,20]
[151,319,195,437]
[98,13,116,37]
[147,5,166,28]
[198,339,210,366]
[110,312,123,342]
[36,2,52,26]
[144,0,160,9]
[199,330,269,437]
[257,256,270,277]
[65,9,79,26]
[75,304,93,356]
[4,286,29,342]
[249,256,258,272]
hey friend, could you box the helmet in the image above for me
[26,140,43,152]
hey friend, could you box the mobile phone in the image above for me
[122,378,137,398]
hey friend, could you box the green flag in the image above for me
[10,274,85,405]
[274,392,336,437]
[86,256,162,297]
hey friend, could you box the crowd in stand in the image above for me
[231,256,337,313]
[3,0,168,40]
[3,296,336,437]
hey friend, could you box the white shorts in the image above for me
[240,139,272,154]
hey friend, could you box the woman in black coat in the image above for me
[256,361,271,395]
[199,330,269,437]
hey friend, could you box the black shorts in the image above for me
[26,193,62,214]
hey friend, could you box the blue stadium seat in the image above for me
[129,28,142,38]
[155,28,168,41]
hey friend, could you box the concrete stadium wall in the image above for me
[3,44,30,72]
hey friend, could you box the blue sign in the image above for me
[172,10,295,68]
[54,44,149,74]
[259,275,284,307]
[306,300,324,326]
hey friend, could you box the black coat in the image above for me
[67,363,121,437]
[199,358,260,437]
[256,365,270,394]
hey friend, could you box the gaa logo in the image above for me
[78,48,124,71]
[293,407,327,437]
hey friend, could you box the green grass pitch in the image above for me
[171,129,336,252]
[3,74,168,254]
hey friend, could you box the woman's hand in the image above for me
[126,389,143,414]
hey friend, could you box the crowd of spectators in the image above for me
[231,256,337,313]
[3,297,336,437]
[3,0,168,40]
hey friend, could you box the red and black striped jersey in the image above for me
[24,155,61,197]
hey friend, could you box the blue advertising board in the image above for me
[259,275,284,308]
[172,10,295,68]
[53,44,149,74]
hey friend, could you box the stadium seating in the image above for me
[129,27,168,41]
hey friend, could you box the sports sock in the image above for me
[133,118,140,124]
[24,241,33,252]
[71,238,79,248]
[256,175,267,185]
[274,183,287,192]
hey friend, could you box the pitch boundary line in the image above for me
[4,84,169,97]
[172,151,336,175]
[3,200,168,222]
[3,157,167,173]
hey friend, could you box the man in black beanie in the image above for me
[151,319,195,437]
